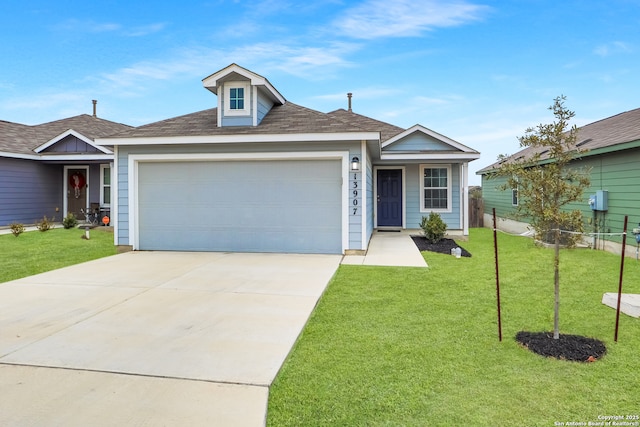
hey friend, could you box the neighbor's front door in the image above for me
[67,168,87,218]
[377,169,402,227]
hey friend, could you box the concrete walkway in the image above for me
[341,230,428,267]
[0,251,341,426]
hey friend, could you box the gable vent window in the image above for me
[230,87,245,110]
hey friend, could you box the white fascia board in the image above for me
[35,129,112,154]
[0,151,113,161]
[380,152,481,161]
[382,124,479,154]
[38,154,114,161]
[97,132,380,146]
[0,151,40,160]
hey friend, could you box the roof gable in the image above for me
[382,125,479,154]
[35,129,112,154]
[0,114,130,159]
[202,63,285,105]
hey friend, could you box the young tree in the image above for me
[491,96,590,339]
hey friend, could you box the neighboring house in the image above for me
[98,63,480,254]
[477,107,640,254]
[0,111,132,226]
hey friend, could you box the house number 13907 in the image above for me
[352,173,359,215]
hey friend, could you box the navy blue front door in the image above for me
[377,169,402,227]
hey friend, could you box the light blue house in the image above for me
[98,64,480,254]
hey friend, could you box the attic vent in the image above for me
[576,138,592,147]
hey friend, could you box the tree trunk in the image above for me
[553,227,560,339]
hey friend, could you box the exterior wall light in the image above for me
[351,156,360,171]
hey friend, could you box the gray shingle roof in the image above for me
[108,103,403,141]
[327,109,405,142]
[477,107,640,174]
[0,115,132,156]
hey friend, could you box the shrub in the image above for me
[9,222,25,237]
[36,215,54,232]
[62,212,78,229]
[420,212,447,243]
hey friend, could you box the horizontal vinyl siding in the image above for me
[482,146,640,245]
[481,174,517,219]
[569,149,640,244]
[385,134,453,151]
[117,151,129,244]
[257,92,274,124]
[0,158,61,226]
[405,163,461,230]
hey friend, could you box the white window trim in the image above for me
[100,164,111,207]
[224,82,250,116]
[420,164,452,213]
[512,187,519,206]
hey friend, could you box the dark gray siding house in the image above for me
[0,114,132,226]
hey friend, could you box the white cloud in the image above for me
[53,19,121,33]
[593,41,632,57]
[92,41,361,94]
[52,19,166,37]
[230,42,360,79]
[333,0,489,39]
[125,23,168,37]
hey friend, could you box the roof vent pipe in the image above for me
[347,93,352,112]
[92,100,97,117]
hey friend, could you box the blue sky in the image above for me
[1,0,639,184]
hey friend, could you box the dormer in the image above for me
[202,63,286,127]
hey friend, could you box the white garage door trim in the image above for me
[128,151,350,252]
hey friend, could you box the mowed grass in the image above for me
[0,227,117,283]
[268,228,640,426]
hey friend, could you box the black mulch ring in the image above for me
[410,236,472,257]
[515,331,607,362]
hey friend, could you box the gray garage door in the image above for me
[137,159,343,253]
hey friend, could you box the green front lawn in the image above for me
[268,228,640,426]
[0,227,117,283]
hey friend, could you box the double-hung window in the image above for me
[420,165,451,212]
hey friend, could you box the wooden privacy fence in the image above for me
[469,198,484,228]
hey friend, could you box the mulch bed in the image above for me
[515,331,607,362]
[410,236,472,257]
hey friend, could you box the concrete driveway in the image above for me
[0,251,341,426]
